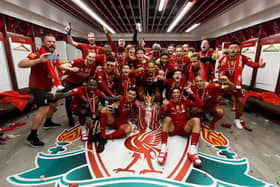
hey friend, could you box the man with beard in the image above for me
[148,43,161,62]
[197,39,217,66]
[173,45,190,71]
[158,87,203,166]
[18,34,69,147]
[135,48,149,69]
[62,50,97,127]
[135,61,163,102]
[90,88,138,153]
[65,25,104,58]
[104,27,126,53]
[183,43,193,57]
[158,53,177,79]
[117,64,136,95]
[219,41,265,129]
[96,57,120,97]
[185,54,212,85]
[191,75,235,130]
[167,45,176,58]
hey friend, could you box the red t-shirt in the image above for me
[27,46,53,90]
[96,69,117,96]
[170,56,190,71]
[71,86,105,111]
[65,58,96,84]
[165,93,203,125]
[77,43,104,59]
[113,95,136,119]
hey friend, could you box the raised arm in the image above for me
[65,24,79,48]
[18,53,51,68]
[104,27,117,52]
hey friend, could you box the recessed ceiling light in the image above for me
[72,0,116,33]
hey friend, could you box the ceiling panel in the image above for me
[47,0,243,33]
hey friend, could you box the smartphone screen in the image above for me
[48,54,59,60]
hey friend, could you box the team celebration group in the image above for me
[18,25,266,167]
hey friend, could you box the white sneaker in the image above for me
[57,85,65,91]
[234,119,243,129]
[158,144,168,165]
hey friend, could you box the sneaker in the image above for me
[97,138,107,153]
[69,119,75,127]
[158,150,168,165]
[80,131,88,142]
[188,153,202,166]
[26,135,45,147]
[43,121,62,129]
[89,132,101,143]
[234,119,243,129]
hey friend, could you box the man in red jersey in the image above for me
[158,53,177,79]
[117,64,136,95]
[172,45,190,71]
[96,56,120,97]
[164,70,187,99]
[65,25,104,58]
[63,50,97,127]
[185,54,212,85]
[90,88,138,153]
[18,34,70,147]
[157,87,204,166]
[219,41,265,129]
[191,75,235,130]
[56,78,120,141]
[197,39,217,66]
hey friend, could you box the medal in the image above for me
[86,90,96,119]
[176,105,180,110]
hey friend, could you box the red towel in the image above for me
[0,91,31,111]
[244,91,280,106]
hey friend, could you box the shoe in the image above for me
[26,135,45,147]
[188,153,202,166]
[43,121,62,129]
[158,150,168,165]
[234,119,243,129]
[69,119,75,127]
[209,123,215,130]
[80,132,88,141]
[57,85,65,91]
[97,138,107,153]
[89,132,101,143]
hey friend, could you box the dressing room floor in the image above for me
[0,100,279,187]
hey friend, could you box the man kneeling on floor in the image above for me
[158,87,204,166]
[90,88,138,153]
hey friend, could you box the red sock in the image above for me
[99,112,107,138]
[105,129,126,139]
[235,112,242,119]
[191,132,200,145]
[161,131,168,144]
[210,114,222,128]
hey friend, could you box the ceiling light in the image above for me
[72,0,116,34]
[185,23,200,32]
[158,0,166,12]
[167,1,195,32]
[137,23,142,32]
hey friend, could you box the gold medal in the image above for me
[176,105,180,110]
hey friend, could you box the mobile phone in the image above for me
[48,54,59,60]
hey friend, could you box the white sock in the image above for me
[160,144,167,153]
[189,145,197,155]
[81,125,87,134]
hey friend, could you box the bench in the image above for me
[0,88,34,125]
[245,96,280,123]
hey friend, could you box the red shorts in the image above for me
[111,116,129,129]
[170,120,189,136]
